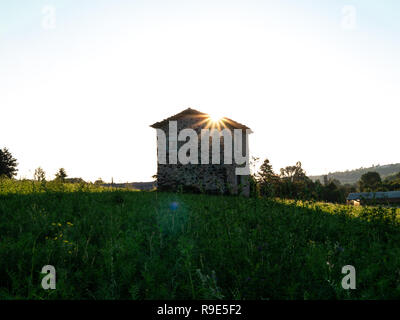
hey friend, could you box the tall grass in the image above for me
[0,179,399,299]
[0,178,115,195]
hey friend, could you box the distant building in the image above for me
[151,108,252,196]
[347,191,400,206]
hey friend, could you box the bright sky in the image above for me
[1,0,399,182]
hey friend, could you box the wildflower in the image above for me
[67,222,73,227]
[58,223,62,227]
[54,237,58,240]
[64,240,68,243]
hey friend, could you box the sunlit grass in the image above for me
[0,179,399,299]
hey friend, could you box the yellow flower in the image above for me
[58,223,62,227]
[67,222,73,227]
[64,240,68,243]
[54,237,58,240]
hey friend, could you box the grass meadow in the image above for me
[0,179,400,299]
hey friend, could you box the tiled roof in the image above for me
[150,108,251,131]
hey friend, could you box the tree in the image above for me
[359,171,382,192]
[322,181,341,203]
[280,161,307,183]
[257,158,279,197]
[65,177,85,184]
[278,162,313,199]
[94,178,104,185]
[34,167,46,181]
[258,159,275,182]
[331,179,342,187]
[0,148,18,178]
[55,168,67,182]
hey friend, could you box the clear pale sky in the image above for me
[1,0,399,182]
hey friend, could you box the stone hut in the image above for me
[150,108,252,196]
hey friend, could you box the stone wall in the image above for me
[155,116,250,196]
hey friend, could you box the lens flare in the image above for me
[209,113,224,123]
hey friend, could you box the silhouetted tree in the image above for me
[65,177,85,184]
[359,172,382,192]
[55,168,67,182]
[249,158,363,203]
[323,175,329,186]
[322,182,341,203]
[280,161,307,183]
[382,172,400,191]
[34,167,46,181]
[257,158,279,197]
[0,148,18,178]
[313,179,324,199]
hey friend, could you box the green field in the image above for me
[0,179,400,299]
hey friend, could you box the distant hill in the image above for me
[385,172,400,182]
[310,163,400,185]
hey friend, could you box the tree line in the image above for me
[0,148,105,185]
[2,147,399,203]
[251,157,400,203]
